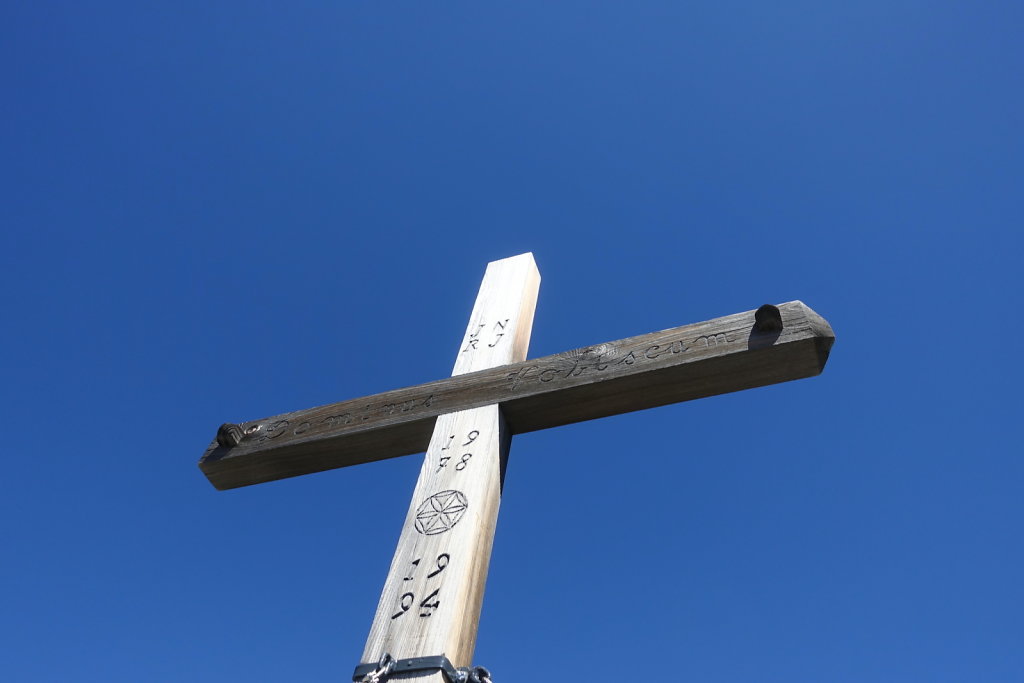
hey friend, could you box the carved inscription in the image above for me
[462,318,511,352]
[245,394,435,446]
[504,330,738,390]
[219,325,746,461]
[392,553,450,619]
[436,429,480,473]
[695,332,730,348]
[505,338,689,389]
[414,490,468,536]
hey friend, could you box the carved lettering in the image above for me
[321,413,352,429]
[695,332,731,348]
[487,319,510,347]
[464,319,511,351]
[507,365,538,390]
[264,420,289,440]
[539,367,561,382]
[563,347,611,377]
[644,340,686,359]
[382,399,420,415]
[503,337,693,391]
[462,323,486,352]
[248,393,439,449]
[354,394,437,423]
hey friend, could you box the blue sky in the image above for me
[2,2,1021,681]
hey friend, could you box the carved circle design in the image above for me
[414,490,469,536]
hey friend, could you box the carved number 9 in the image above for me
[391,592,414,620]
[462,430,480,446]
[427,553,450,578]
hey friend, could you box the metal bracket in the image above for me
[353,653,490,683]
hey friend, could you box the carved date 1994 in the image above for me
[392,552,450,619]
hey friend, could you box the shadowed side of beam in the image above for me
[199,301,834,490]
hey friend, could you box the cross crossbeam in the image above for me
[200,300,833,490]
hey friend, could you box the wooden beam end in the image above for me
[788,300,835,374]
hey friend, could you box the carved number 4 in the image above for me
[418,589,440,617]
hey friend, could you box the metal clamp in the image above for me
[353,653,491,683]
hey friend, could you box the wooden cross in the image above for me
[199,253,834,682]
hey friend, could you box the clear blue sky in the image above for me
[2,3,1021,681]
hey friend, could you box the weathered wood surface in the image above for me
[200,300,834,490]
[360,253,539,679]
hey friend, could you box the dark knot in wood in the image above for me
[216,423,244,448]
[753,304,783,333]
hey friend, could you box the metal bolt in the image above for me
[753,304,783,333]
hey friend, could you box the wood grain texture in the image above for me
[200,301,834,490]
[358,253,539,678]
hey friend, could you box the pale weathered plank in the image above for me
[358,253,540,678]
[200,301,834,490]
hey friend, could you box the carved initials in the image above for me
[463,319,511,352]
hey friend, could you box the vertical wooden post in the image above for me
[360,254,541,680]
